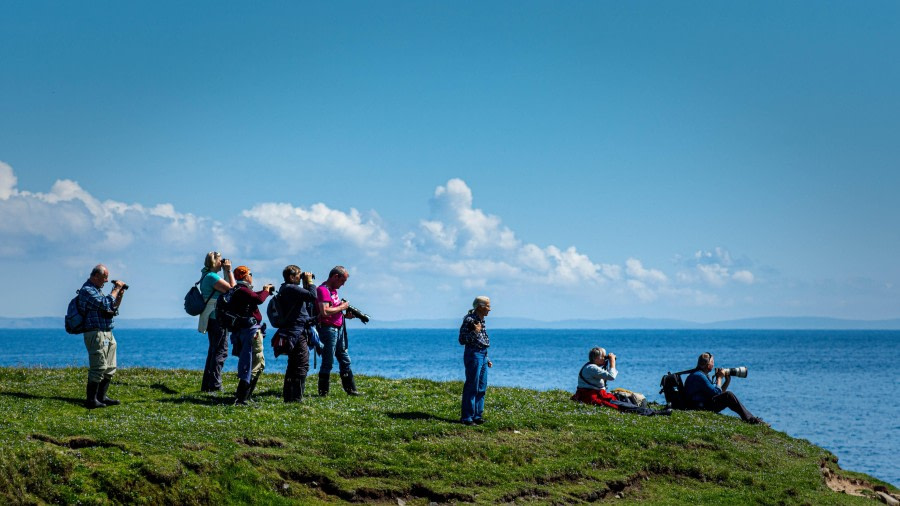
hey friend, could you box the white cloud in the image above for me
[732,270,755,284]
[0,163,772,318]
[0,161,17,200]
[625,258,668,284]
[241,202,389,252]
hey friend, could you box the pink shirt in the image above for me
[317,284,343,327]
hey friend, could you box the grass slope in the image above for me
[0,367,894,505]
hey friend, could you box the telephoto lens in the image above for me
[726,366,748,378]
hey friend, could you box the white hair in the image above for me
[472,296,490,309]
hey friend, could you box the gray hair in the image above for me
[472,296,490,309]
[90,264,107,278]
[588,347,606,362]
[696,352,714,370]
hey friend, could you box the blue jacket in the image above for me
[684,370,721,408]
[77,281,117,332]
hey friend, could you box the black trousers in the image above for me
[708,390,755,421]
[285,336,310,380]
[201,318,229,391]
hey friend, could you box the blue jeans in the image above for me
[461,346,488,422]
[234,326,265,383]
[319,326,351,376]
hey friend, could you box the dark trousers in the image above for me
[201,318,229,391]
[708,390,755,421]
[285,337,310,380]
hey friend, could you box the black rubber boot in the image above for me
[297,375,306,402]
[85,382,106,409]
[283,377,303,403]
[318,373,330,397]
[246,372,261,403]
[341,371,360,396]
[234,379,251,406]
[97,377,120,406]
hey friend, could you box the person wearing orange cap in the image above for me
[230,265,274,405]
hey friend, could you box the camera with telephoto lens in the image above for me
[717,366,748,378]
[341,299,370,324]
[111,280,129,290]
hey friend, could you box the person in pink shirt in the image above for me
[316,265,359,396]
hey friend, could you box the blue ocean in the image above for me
[2,328,898,487]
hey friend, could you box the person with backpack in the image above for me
[571,347,672,416]
[271,265,318,403]
[77,264,127,409]
[229,265,274,405]
[197,251,235,393]
[316,266,359,396]
[459,296,492,426]
[683,352,767,425]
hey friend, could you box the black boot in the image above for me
[341,371,360,396]
[85,382,105,409]
[234,379,251,406]
[297,375,306,402]
[318,373,330,397]
[246,372,261,403]
[97,377,120,406]
[283,375,294,403]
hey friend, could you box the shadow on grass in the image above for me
[386,411,459,424]
[0,390,84,407]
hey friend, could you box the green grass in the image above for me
[0,367,894,504]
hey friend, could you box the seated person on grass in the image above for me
[571,347,671,417]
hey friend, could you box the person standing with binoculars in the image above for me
[77,264,127,409]
[684,352,767,425]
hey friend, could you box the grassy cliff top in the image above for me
[0,367,895,505]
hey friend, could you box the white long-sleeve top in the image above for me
[577,362,618,390]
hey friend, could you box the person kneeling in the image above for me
[571,347,671,416]
[683,352,767,425]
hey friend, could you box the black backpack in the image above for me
[215,286,257,332]
[659,370,692,410]
[64,289,86,334]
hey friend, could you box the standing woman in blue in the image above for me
[459,296,493,425]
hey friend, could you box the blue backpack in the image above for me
[64,289,86,334]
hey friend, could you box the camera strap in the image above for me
[578,362,605,390]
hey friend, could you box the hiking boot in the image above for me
[84,381,106,409]
[461,419,475,426]
[297,375,306,403]
[97,378,120,406]
[747,417,769,427]
[473,418,485,425]
[340,371,360,396]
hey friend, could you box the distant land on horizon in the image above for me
[2,316,900,330]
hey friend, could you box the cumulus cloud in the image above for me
[2,163,765,319]
[241,202,389,253]
[677,247,755,288]
[405,179,622,286]
[0,161,17,199]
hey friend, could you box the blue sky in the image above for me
[2,1,898,321]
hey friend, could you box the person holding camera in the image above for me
[275,265,319,402]
[77,264,127,409]
[683,352,767,425]
[230,265,274,405]
[198,251,235,393]
[316,265,359,396]
[572,347,671,416]
[459,296,493,426]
